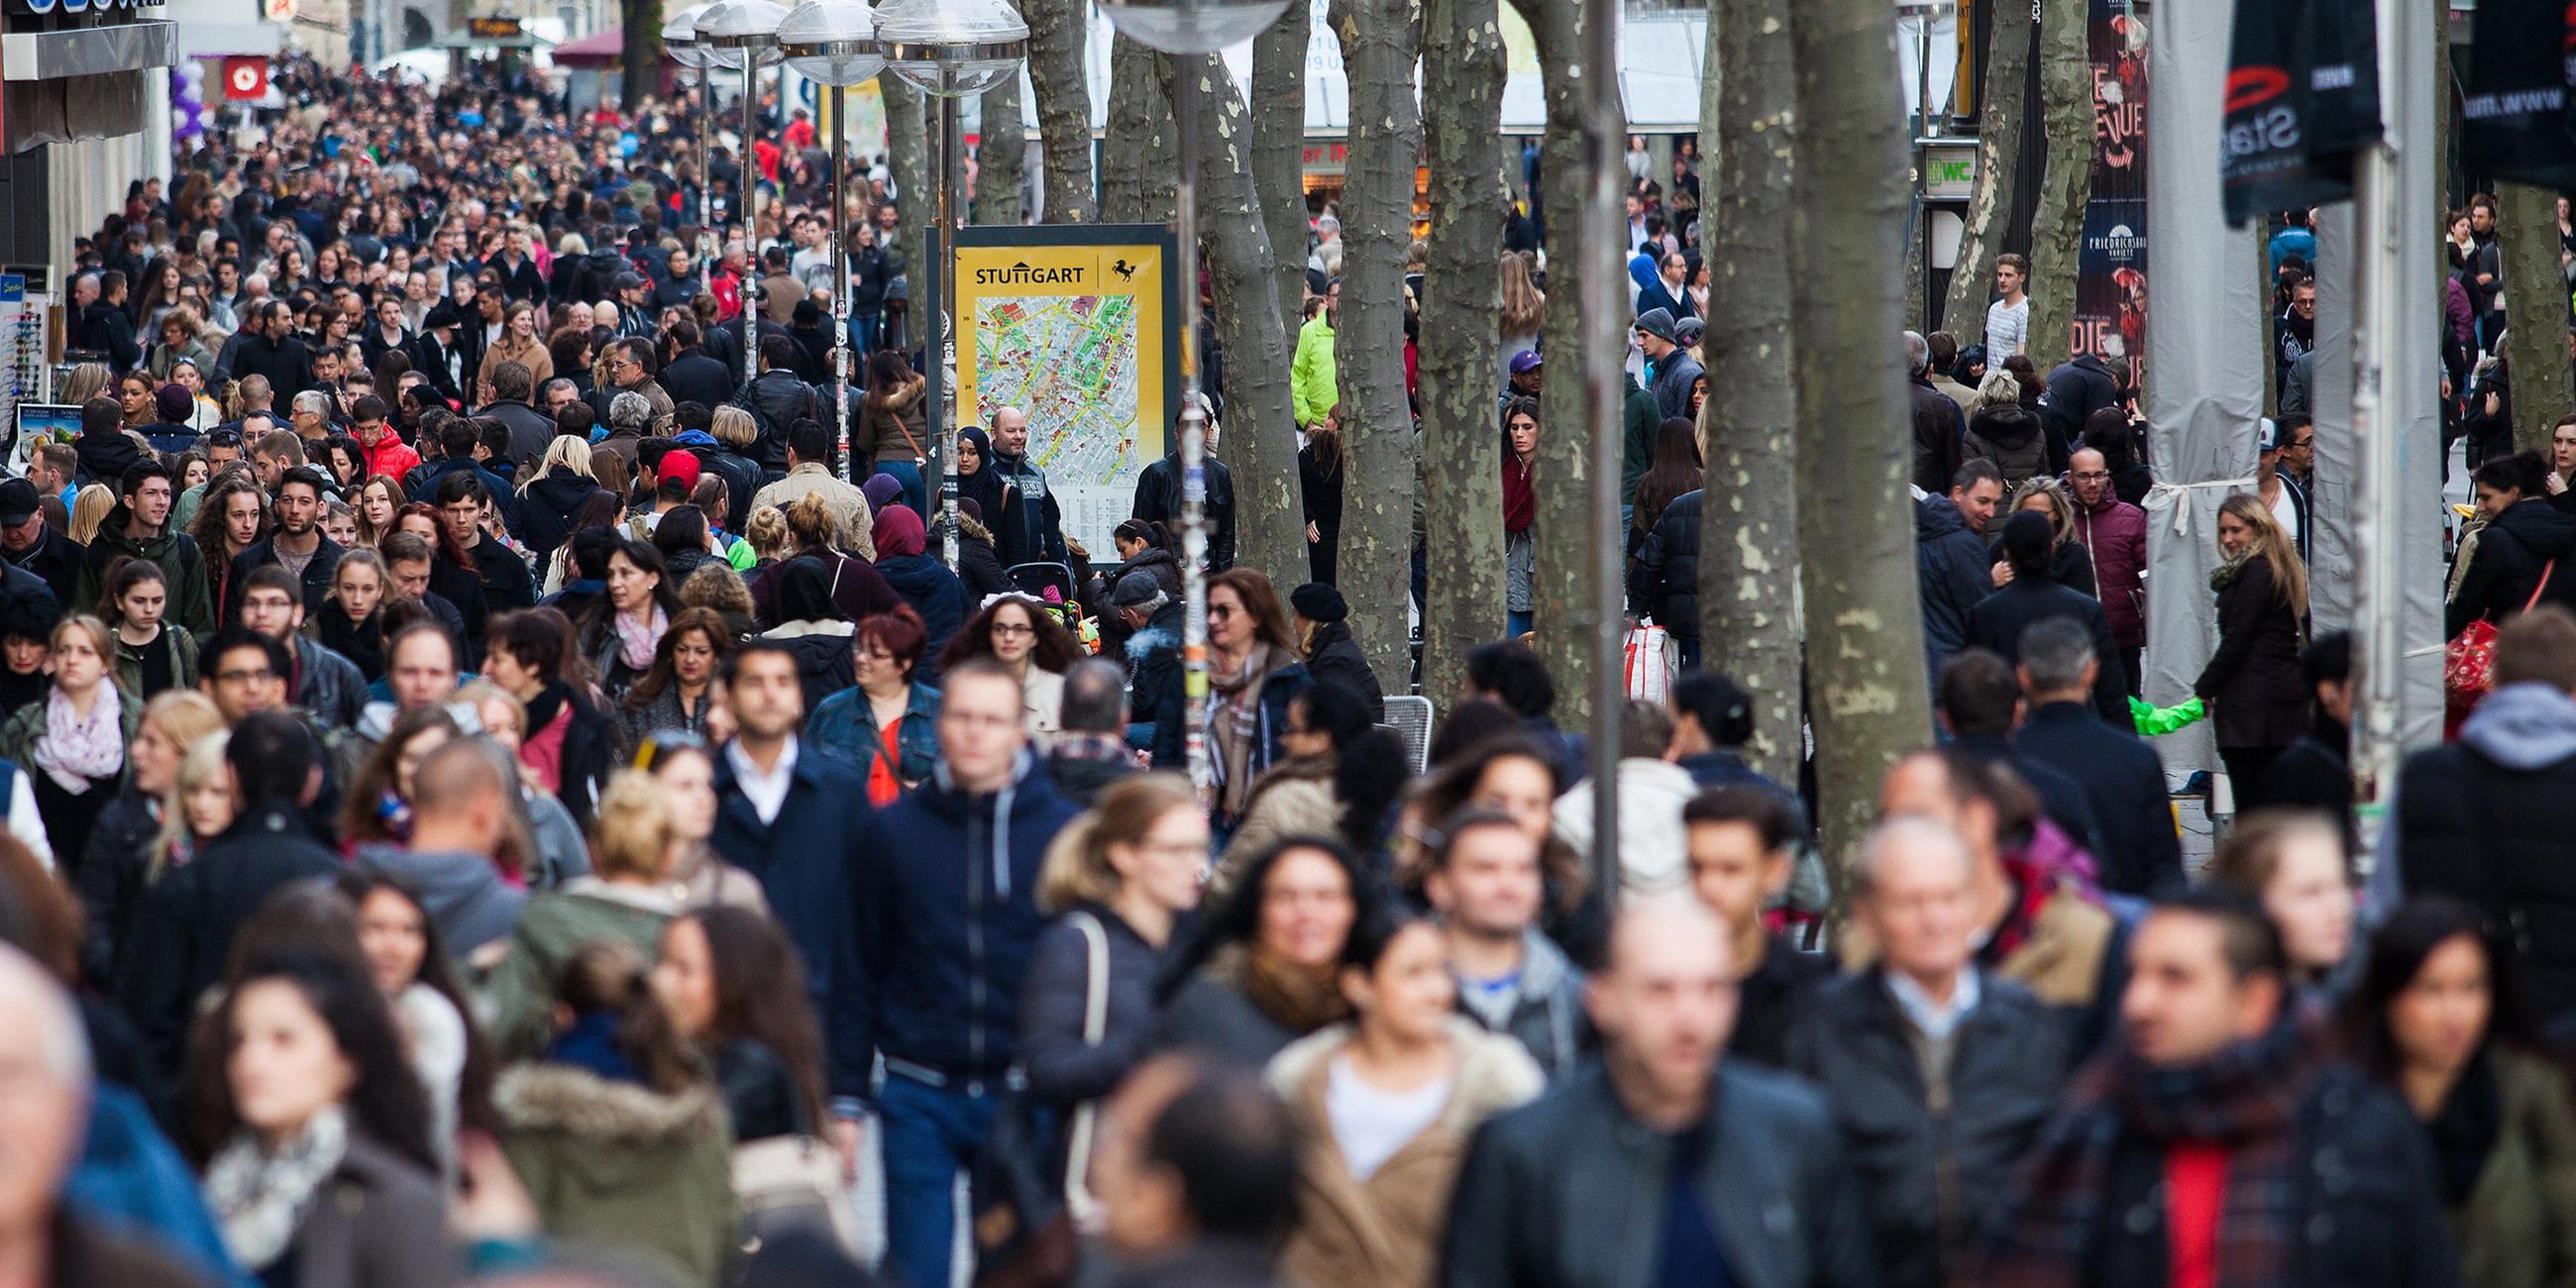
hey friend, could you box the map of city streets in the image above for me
[973,292,1143,492]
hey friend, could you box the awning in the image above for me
[550,24,638,67]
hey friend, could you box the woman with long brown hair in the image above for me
[1170,568,1317,828]
[620,605,731,743]
[1497,252,1545,379]
[1300,406,1345,585]
[938,593,1082,743]
[2198,491,2311,808]
[653,905,829,1143]
[856,348,930,514]
[1627,415,1702,552]
[1502,396,1540,638]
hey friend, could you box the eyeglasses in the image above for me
[991,622,1035,637]
[214,668,274,684]
[2070,470,2111,482]
[1208,604,1240,620]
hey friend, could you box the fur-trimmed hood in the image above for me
[494,1063,723,1146]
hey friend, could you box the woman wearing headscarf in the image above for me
[870,503,969,682]
[955,425,1031,566]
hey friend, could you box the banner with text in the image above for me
[2077,0,2150,393]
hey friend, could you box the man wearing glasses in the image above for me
[589,337,674,429]
[2067,445,2149,696]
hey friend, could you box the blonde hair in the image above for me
[2008,478,2075,546]
[1498,252,1545,336]
[454,680,527,741]
[710,405,760,449]
[50,615,116,690]
[57,364,110,407]
[2216,491,2309,615]
[152,730,230,883]
[531,435,595,486]
[142,691,224,757]
[744,506,789,562]
[67,485,114,545]
[590,769,674,883]
[1969,370,2022,416]
[1035,774,1203,914]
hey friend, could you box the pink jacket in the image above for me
[2074,488,2149,648]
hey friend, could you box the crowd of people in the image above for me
[0,38,2570,1288]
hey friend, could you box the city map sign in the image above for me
[951,224,1181,556]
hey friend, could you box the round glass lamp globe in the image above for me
[875,0,1027,97]
[696,0,790,69]
[780,0,885,86]
[1098,0,1292,54]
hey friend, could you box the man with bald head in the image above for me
[1879,746,2121,1046]
[1443,897,1875,1287]
[363,738,526,959]
[1787,818,2071,1288]
[984,405,1067,565]
[0,943,206,1287]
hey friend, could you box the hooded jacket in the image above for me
[1131,448,1237,573]
[2396,682,2576,1017]
[1964,403,2049,489]
[1270,1018,1545,1288]
[354,844,527,957]
[851,751,1081,1091]
[495,1064,736,1288]
[1915,495,1994,674]
[73,429,143,488]
[518,469,613,567]
[1450,928,1589,1080]
[731,369,818,471]
[1550,758,1703,896]
[119,801,340,1073]
[870,505,969,680]
[75,503,213,636]
[1302,619,1384,721]
[2073,487,2149,647]
[2039,355,2117,450]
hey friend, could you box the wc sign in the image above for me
[223,56,268,99]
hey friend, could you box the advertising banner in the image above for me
[2076,0,2150,392]
[950,224,1181,554]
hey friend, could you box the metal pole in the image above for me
[742,60,761,324]
[1174,55,1211,800]
[698,74,716,298]
[2350,0,2416,867]
[830,82,852,476]
[937,81,962,569]
[1580,0,1623,898]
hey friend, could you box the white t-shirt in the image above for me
[1327,1055,1451,1182]
[2269,483,2304,548]
[1986,296,2031,363]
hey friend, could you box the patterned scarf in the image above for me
[1208,644,1289,819]
[204,1105,350,1271]
[1971,1019,2319,1288]
[32,687,122,794]
[614,604,668,672]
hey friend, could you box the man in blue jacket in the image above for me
[706,642,875,1155]
[852,658,1081,1288]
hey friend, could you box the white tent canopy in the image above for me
[1005,1,1712,138]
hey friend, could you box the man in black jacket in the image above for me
[2039,352,2119,451]
[659,318,735,411]
[1443,897,1877,1288]
[731,335,817,473]
[118,699,340,1073]
[230,300,314,405]
[412,304,471,408]
[1917,461,2002,678]
[1130,407,1235,572]
[1968,511,2128,726]
[0,480,78,603]
[234,565,367,731]
[73,271,142,373]
[1789,817,2071,1288]
[224,466,343,622]
[2261,631,2354,829]
[1908,330,1965,494]
[1935,649,2108,877]
[2011,617,2185,897]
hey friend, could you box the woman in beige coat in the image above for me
[1265,912,1543,1288]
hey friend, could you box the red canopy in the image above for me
[551,25,665,68]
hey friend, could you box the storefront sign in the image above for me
[222,54,266,98]
[466,15,523,39]
[13,0,159,17]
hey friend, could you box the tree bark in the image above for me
[1419,0,1507,712]
[1250,3,1315,344]
[1101,37,1178,225]
[621,0,661,114]
[2501,181,2573,453]
[1156,54,1303,589]
[2022,0,2089,376]
[1330,0,1423,692]
[1509,0,1614,722]
[1023,0,1095,222]
[975,63,1027,227]
[1702,0,1802,786]
[1252,1,1315,344]
[1939,0,2031,345]
[884,78,932,340]
[1790,0,1934,897]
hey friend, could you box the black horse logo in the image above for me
[1111,258,1138,283]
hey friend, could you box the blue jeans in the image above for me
[848,312,881,360]
[1508,609,1534,639]
[871,460,928,519]
[879,1072,1000,1288]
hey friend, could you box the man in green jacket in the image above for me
[1291,288,1339,429]
[74,461,214,635]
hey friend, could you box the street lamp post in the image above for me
[877,0,1027,569]
[780,0,885,474]
[1094,0,1287,800]
[698,0,790,333]
[661,3,717,298]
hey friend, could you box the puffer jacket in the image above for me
[496,1063,736,1288]
[1785,969,2071,1288]
[2073,488,2149,647]
[1017,905,1170,1109]
[519,469,612,567]
[1915,494,1993,673]
[1964,403,2050,489]
[2450,1047,2576,1288]
[2448,499,2576,639]
[730,371,816,472]
[1628,487,1703,642]
[1124,599,1184,756]
[1270,1019,1545,1288]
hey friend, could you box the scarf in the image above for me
[874,503,927,558]
[318,604,385,681]
[1503,453,1536,534]
[1209,643,1289,819]
[1970,1020,2319,1288]
[204,1105,350,1272]
[1219,942,1351,1037]
[615,604,668,672]
[2209,547,2254,594]
[33,687,122,795]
